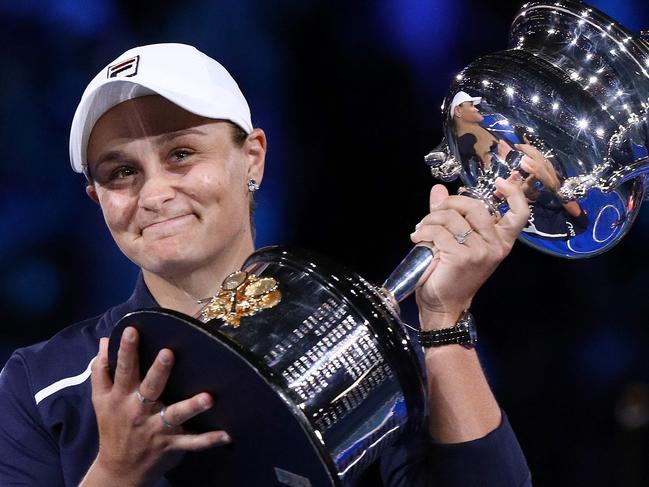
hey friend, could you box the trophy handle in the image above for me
[381,246,434,304]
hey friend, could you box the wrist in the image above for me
[82,455,148,487]
[418,307,467,331]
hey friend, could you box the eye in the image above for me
[170,148,193,162]
[109,166,136,180]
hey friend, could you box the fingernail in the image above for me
[123,328,135,342]
[220,432,232,444]
[159,351,171,365]
[200,395,213,409]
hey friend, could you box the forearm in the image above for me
[419,309,500,444]
[424,345,501,443]
[561,200,584,218]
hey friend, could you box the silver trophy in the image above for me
[427,0,649,258]
[109,1,649,485]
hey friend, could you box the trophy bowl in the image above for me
[109,247,426,487]
[428,0,649,258]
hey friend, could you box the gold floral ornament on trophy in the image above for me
[200,271,281,327]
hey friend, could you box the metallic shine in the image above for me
[430,0,649,258]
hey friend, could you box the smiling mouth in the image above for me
[142,214,195,236]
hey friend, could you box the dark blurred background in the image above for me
[1,0,649,485]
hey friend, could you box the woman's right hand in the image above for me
[80,327,231,487]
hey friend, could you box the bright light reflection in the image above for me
[578,19,585,25]
[482,79,489,86]
[586,53,593,60]
[531,95,540,103]
[506,87,515,96]
[456,74,463,80]
[596,128,605,136]
[577,119,589,129]
[589,76,597,83]
[570,72,580,80]
[552,103,559,110]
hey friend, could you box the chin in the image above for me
[139,254,207,278]
[131,241,210,277]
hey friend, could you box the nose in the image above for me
[138,168,176,212]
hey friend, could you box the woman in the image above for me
[0,43,531,486]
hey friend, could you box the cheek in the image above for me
[188,159,247,208]
[97,193,135,232]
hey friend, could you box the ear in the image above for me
[85,184,100,204]
[244,128,267,185]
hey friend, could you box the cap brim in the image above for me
[70,78,253,174]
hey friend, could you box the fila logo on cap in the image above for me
[107,55,140,78]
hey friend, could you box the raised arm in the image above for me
[381,177,532,486]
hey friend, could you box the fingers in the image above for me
[413,209,475,247]
[172,431,232,451]
[494,177,531,239]
[91,337,112,395]
[412,223,466,252]
[519,155,536,174]
[515,143,544,164]
[161,393,214,431]
[424,195,496,241]
[514,143,533,156]
[497,139,511,157]
[138,349,174,403]
[429,184,449,211]
[113,327,140,394]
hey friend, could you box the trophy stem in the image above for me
[381,246,434,304]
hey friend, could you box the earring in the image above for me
[248,178,260,192]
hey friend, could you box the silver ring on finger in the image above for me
[160,406,174,429]
[135,389,157,405]
[454,228,473,245]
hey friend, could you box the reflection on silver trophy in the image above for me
[428,0,649,258]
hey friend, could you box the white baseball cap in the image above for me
[69,43,253,174]
[450,91,482,117]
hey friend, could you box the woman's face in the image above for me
[86,95,265,277]
[455,101,484,124]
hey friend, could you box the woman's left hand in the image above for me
[410,177,529,329]
[516,143,561,194]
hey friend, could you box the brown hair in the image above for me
[226,121,257,238]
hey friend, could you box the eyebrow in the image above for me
[91,150,129,168]
[90,128,209,169]
[157,128,208,144]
